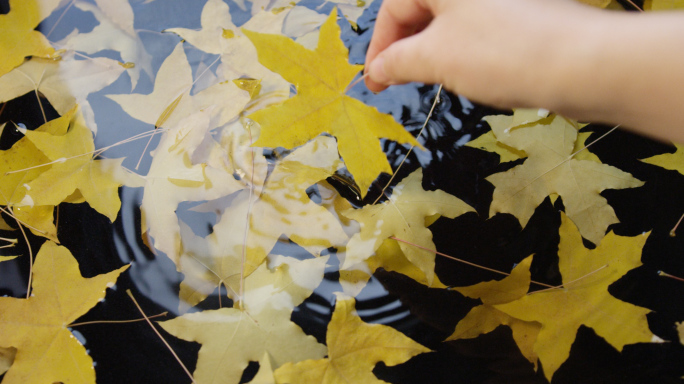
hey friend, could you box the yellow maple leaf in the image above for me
[274,294,431,384]
[159,258,328,384]
[342,168,474,284]
[641,144,684,174]
[243,8,420,197]
[495,213,653,381]
[18,107,134,221]
[0,111,73,240]
[448,255,541,367]
[0,241,128,384]
[486,113,643,245]
[0,0,61,78]
[140,109,249,264]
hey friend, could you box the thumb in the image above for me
[366,31,442,91]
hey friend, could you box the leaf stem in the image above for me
[390,236,555,289]
[126,290,197,384]
[372,84,443,205]
[70,312,168,327]
[670,212,684,237]
[658,270,684,282]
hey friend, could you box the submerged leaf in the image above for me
[342,168,474,284]
[160,257,328,384]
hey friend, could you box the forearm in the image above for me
[545,10,684,143]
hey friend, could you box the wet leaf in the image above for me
[177,136,347,310]
[160,257,328,384]
[57,0,153,89]
[0,241,128,384]
[107,43,250,129]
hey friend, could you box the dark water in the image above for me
[1,0,684,383]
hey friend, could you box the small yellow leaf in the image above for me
[274,294,430,384]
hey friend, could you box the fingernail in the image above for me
[368,57,391,85]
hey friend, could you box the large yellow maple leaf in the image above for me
[274,294,431,384]
[494,213,653,381]
[18,107,135,222]
[243,8,420,197]
[486,113,643,245]
[0,241,128,384]
[342,168,474,284]
[0,0,62,77]
[159,257,328,384]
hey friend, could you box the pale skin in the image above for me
[364,0,684,143]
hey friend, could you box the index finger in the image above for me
[364,0,437,90]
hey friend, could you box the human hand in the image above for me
[364,0,601,110]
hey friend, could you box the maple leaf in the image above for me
[0,0,63,78]
[107,42,250,129]
[342,168,474,284]
[18,106,136,222]
[0,111,73,240]
[678,322,684,345]
[0,51,125,134]
[641,144,684,174]
[0,241,128,384]
[274,294,431,384]
[243,8,421,197]
[494,213,653,381]
[339,231,449,296]
[159,257,328,384]
[246,352,276,384]
[486,113,643,245]
[141,109,248,263]
[57,0,153,89]
[177,136,348,310]
[448,255,541,367]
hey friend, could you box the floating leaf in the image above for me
[244,9,420,196]
[0,241,128,384]
[274,294,431,384]
[486,113,643,245]
[495,213,653,381]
